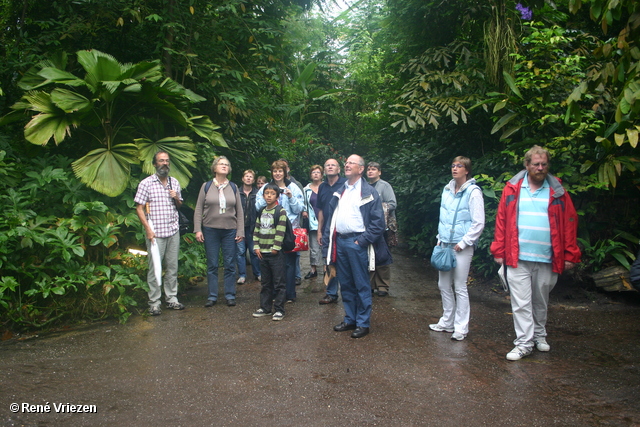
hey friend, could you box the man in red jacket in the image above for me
[491,145,581,361]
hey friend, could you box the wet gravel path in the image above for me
[2,248,640,426]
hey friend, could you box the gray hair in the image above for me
[211,156,232,175]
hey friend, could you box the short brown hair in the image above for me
[271,160,288,173]
[452,156,472,176]
[309,164,323,176]
[243,169,256,179]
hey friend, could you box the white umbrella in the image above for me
[146,204,162,287]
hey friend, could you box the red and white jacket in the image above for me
[490,170,581,274]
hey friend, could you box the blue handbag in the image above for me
[430,244,457,271]
[430,192,464,271]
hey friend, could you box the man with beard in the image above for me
[135,151,185,315]
[491,145,580,360]
[316,158,347,305]
[322,155,390,338]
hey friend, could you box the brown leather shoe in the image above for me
[319,295,338,305]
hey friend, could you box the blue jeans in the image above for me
[336,235,372,328]
[203,227,237,301]
[285,251,298,301]
[236,228,261,278]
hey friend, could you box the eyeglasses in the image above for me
[530,162,548,168]
[451,164,465,169]
[345,161,361,166]
[218,163,230,167]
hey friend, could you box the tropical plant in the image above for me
[2,49,226,196]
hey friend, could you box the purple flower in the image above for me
[516,3,533,20]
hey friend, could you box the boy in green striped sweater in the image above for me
[252,183,288,320]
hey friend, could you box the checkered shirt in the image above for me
[134,174,182,238]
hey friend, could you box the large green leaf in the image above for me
[126,60,163,83]
[502,72,523,100]
[71,144,140,197]
[38,68,87,87]
[50,88,92,113]
[20,92,75,146]
[159,78,206,103]
[188,116,227,146]
[135,137,196,188]
[77,50,123,91]
[491,111,518,134]
[24,113,75,146]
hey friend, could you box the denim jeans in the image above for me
[203,227,237,301]
[236,228,260,279]
[285,251,298,301]
[336,235,372,328]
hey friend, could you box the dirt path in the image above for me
[2,248,640,426]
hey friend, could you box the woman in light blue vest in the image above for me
[429,156,485,341]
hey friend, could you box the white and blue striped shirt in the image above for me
[517,174,552,263]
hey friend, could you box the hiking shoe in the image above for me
[252,308,272,318]
[149,306,162,316]
[506,346,533,361]
[166,301,185,310]
[236,277,246,284]
[534,337,551,352]
[429,324,454,333]
[451,332,466,341]
[272,311,284,321]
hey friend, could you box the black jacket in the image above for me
[239,186,258,230]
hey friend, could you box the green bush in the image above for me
[0,151,149,331]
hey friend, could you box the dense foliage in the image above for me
[0,0,639,332]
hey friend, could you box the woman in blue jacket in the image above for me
[429,156,485,341]
[302,165,323,279]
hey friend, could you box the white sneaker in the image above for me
[272,311,284,321]
[451,332,466,341]
[506,346,533,361]
[252,308,271,318]
[236,277,246,284]
[534,337,551,352]
[429,324,454,333]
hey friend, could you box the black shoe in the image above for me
[304,270,318,279]
[295,277,302,286]
[204,300,216,308]
[319,295,338,305]
[376,290,389,297]
[334,322,357,332]
[226,299,236,307]
[351,327,370,338]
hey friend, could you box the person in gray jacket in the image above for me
[367,162,397,297]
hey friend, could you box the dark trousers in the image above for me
[259,251,286,314]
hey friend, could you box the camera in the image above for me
[279,187,286,194]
